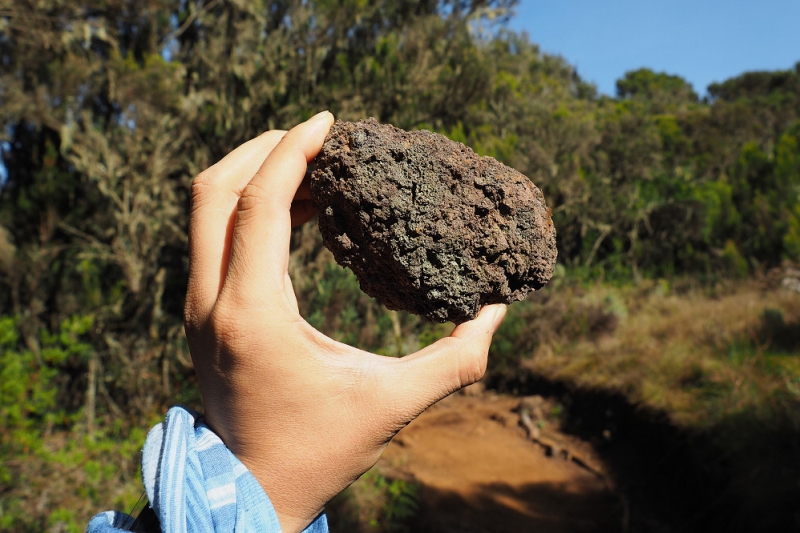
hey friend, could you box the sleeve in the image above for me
[86,406,328,533]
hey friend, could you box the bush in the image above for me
[327,469,418,533]
[0,315,147,532]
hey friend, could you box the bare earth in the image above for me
[379,390,623,533]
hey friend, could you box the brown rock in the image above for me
[310,118,557,324]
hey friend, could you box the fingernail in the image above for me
[492,304,507,333]
[309,110,332,123]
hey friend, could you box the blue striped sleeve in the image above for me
[86,406,328,533]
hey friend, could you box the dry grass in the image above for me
[514,280,800,429]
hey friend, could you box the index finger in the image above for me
[223,111,334,303]
[186,130,287,323]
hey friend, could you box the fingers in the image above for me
[385,304,507,416]
[185,130,287,321]
[224,111,334,302]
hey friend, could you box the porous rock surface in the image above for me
[310,118,557,324]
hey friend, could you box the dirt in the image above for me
[378,389,624,533]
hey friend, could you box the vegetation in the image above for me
[508,281,800,430]
[0,0,798,530]
[327,469,418,532]
[487,277,800,530]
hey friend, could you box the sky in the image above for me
[507,0,800,97]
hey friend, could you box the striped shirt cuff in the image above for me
[87,406,328,533]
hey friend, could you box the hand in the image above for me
[183,111,506,533]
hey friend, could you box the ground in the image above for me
[379,390,623,533]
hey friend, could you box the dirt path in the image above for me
[379,390,623,533]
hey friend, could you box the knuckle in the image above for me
[183,302,195,329]
[191,170,214,195]
[183,296,206,336]
[189,172,217,210]
[236,181,270,218]
[206,299,262,357]
[207,304,238,346]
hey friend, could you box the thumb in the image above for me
[387,304,507,416]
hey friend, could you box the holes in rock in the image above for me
[426,249,445,268]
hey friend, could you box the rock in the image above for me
[310,118,557,324]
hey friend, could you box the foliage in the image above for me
[489,281,621,375]
[327,469,418,533]
[0,315,147,532]
[616,68,699,110]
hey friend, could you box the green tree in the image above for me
[617,68,698,111]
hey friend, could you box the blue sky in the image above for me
[507,0,800,97]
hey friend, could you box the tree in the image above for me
[616,68,698,111]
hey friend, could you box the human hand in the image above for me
[183,111,506,533]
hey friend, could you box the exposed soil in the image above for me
[355,369,800,533]
[486,371,800,533]
[378,389,623,533]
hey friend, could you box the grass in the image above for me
[0,424,150,532]
[507,280,800,430]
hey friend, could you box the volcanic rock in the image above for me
[310,118,557,324]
